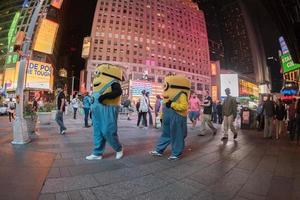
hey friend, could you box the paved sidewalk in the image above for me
[0,113,300,200]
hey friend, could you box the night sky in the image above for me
[57,0,97,92]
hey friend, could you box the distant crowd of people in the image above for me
[256,94,300,142]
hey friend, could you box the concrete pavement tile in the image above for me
[39,194,56,200]
[60,167,72,177]
[53,159,76,167]
[67,191,83,200]
[207,168,250,200]
[56,192,69,200]
[238,192,266,200]
[93,167,145,185]
[266,176,293,200]
[188,160,238,186]
[255,155,278,173]
[79,189,98,200]
[41,175,99,193]
[93,174,168,199]
[240,171,273,196]
[68,162,125,176]
[131,180,198,200]
[47,167,60,178]
[159,164,203,180]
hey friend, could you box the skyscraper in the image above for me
[86,0,211,95]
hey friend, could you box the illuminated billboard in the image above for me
[130,80,163,105]
[220,74,239,97]
[82,37,91,59]
[280,53,300,73]
[3,61,53,91]
[26,60,53,90]
[32,19,59,54]
[51,0,64,9]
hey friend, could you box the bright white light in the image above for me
[220,74,239,97]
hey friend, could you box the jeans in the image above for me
[148,110,153,126]
[73,107,78,119]
[275,119,285,139]
[137,112,147,127]
[264,116,273,138]
[84,108,90,127]
[223,115,237,138]
[55,111,66,133]
[199,114,217,135]
[8,112,15,122]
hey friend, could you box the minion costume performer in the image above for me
[150,75,191,160]
[86,64,124,160]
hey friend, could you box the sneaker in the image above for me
[86,154,102,160]
[116,149,124,159]
[149,151,162,157]
[168,155,179,161]
[221,136,228,141]
[61,130,66,135]
[233,133,238,139]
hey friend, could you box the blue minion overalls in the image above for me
[155,92,188,157]
[91,80,122,156]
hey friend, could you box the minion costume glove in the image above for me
[98,95,105,103]
[165,100,172,108]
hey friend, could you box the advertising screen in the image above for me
[26,60,53,90]
[220,74,239,97]
[51,0,64,9]
[82,37,91,59]
[3,65,19,90]
[3,61,53,91]
[32,19,59,54]
[130,80,163,105]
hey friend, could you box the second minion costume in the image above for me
[86,64,124,160]
[150,75,191,160]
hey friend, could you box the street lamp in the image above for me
[12,0,44,144]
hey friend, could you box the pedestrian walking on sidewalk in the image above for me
[188,92,201,129]
[263,95,276,139]
[216,101,223,124]
[71,94,80,119]
[83,92,91,127]
[7,98,15,122]
[198,90,217,136]
[55,85,67,135]
[221,88,238,140]
[275,99,287,139]
[137,90,148,128]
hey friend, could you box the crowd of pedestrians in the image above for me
[257,94,300,143]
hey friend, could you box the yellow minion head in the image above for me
[93,63,123,92]
[163,75,191,102]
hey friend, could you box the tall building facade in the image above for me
[197,0,271,86]
[86,0,211,95]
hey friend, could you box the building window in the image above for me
[205,85,209,91]
[197,83,203,91]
